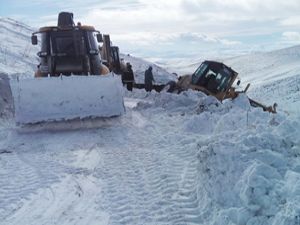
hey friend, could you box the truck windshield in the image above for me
[216,68,232,92]
[51,30,87,56]
[191,63,208,84]
[87,32,99,53]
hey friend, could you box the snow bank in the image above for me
[0,73,14,119]
[194,97,300,225]
[248,75,300,115]
[125,89,300,225]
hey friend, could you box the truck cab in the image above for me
[31,12,108,77]
[177,61,238,101]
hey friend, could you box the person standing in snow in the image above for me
[122,62,135,91]
[144,66,155,92]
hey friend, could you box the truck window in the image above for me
[51,31,86,56]
[192,63,208,84]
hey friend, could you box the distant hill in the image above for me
[222,46,300,114]
[224,45,300,86]
[159,45,300,114]
[120,53,176,84]
[164,45,300,87]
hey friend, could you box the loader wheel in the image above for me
[34,69,44,77]
[100,64,110,75]
[165,81,176,93]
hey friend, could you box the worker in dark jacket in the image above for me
[144,66,155,92]
[122,63,135,91]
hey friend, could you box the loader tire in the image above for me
[165,81,177,93]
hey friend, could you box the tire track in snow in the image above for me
[95,110,201,225]
[2,144,109,225]
[0,142,65,221]
[1,99,203,224]
[0,151,45,220]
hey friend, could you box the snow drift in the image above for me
[126,89,300,225]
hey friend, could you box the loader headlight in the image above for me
[89,49,99,55]
[40,65,49,73]
[37,51,48,57]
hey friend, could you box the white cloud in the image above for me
[7,0,300,60]
[282,32,300,43]
[280,16,300,27]
[26,0,300,37]
[112,32,241,46]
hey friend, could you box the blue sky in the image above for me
[1,0,300,61]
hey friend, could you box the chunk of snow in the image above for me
[232,93,251,111]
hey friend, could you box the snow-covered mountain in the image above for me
[0,17,39,75]
[224,45,300,87]
[223,46,300,115]
[0,17,300,225]
[166,45,300,85]
[121,53,176,84]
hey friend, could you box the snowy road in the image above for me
[0,96,202,225]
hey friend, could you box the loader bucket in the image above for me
[10,74,125,124]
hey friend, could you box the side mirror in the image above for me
[31,35,38,45]
[89,49,99,55]
[96,33,103,43]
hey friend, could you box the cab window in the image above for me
[192,63,208,84]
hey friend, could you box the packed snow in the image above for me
[0,18,300,225]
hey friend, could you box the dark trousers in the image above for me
[145,83,152,92]
[127,82,133,91]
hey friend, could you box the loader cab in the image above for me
[191,61,238,100]
[110,46,122,73]
[100,34,123,74]
[32,12,104,77]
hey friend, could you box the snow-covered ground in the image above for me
[0,18,300,225]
